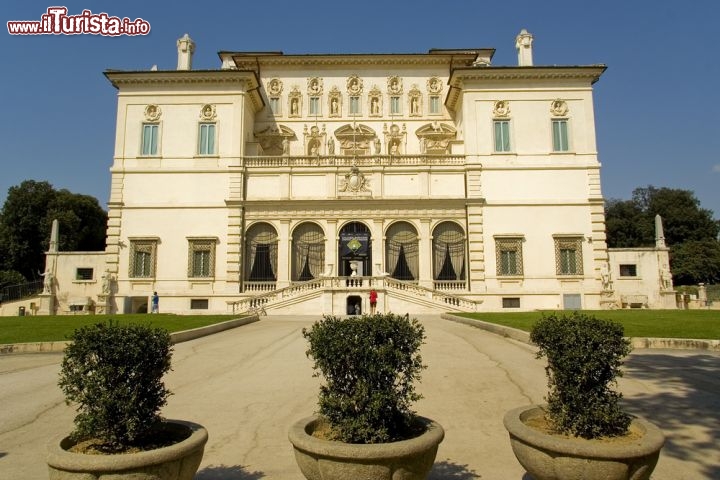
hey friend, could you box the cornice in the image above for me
[449,65,606,85]
[226,52,490,70]
[445,65,606,111]
[105,69,258,88]
[104,69,264,112]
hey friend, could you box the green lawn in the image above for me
[0,314,244,344]
[457,310,720,340]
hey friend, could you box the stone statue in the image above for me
[371,97,380,115]
[291,98,299,115]
[327,137,335,155]
[282,138,290,155]
[331,98,339,115]
[411,97,419,114]
[42,271,53,294]
[101,269,113,294]
[660,266,672,290]
[600,263,612,291]
[389,140,399,154]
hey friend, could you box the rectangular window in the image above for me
[554,237,583,275]
[190,299,209,310]
[495,237,523,276]
[269,97,280,114]
[619,264,638,277]
[390,96,401,115]
[75,268,94,281]
[198,123,216,155]
[130,240,157,278]
[552,119,569,152]
[429,96,441,114]
[349,96,360,114]
[502,297,521,308]
[188,239,216,278]
[494,120,511,152]
[141,123,158,155]
[309,97,320,116]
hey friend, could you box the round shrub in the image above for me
[303,314,426,444]
[58,320,172,450]
[530,312,632,439]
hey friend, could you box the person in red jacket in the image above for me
[369,288,378,314]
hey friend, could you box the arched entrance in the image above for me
[338,222,371,277]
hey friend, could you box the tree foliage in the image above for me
[0,180,107,279]
[58,320,173,451]
[605,186,720,285]
[303,314,426,443]
[531,312,632,439]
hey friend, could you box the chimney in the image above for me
[515,29,534,66]
[177,33,195,70]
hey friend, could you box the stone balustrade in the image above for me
[243,154,465,168]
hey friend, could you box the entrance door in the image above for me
[338,222,372,276]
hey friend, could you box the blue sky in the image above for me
[2,1,719,218]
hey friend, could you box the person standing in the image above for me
[369,288,378,314]
[151,292,159,314]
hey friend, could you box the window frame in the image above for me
[269,97,280,115]
[495,237,524,277]
[349,96,361,115]
[619,264,638,277]
[429,95,441,115]
[188,238,217,279]
[309,96,321,116]
[75,268,94,281]
[554,236,583,276]
[197,122,217,156]
[552,118,570,152]
[141,123,159,156]
[493,120,511,152]
[129,239,158,279]
[390,95,401,115]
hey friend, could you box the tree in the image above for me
[0,180,107,280]
[605,185,720,285]
[669,240,720,285]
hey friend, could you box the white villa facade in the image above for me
[32,31,676,316]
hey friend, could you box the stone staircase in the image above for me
[229,276,482,315]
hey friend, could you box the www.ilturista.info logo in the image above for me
[7,7,150,36]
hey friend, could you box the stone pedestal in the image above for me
[599,290,617,309]
[95,294,109,314]
[38,294,55,315]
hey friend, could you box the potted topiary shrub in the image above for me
[46,320,208,480]
[288,313,444,480]
[503,312,664,480]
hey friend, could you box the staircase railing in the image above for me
[229,275,481,313]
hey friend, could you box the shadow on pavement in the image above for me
[624,352,720,480]
[195,464,265,479]
[428,459,481,479]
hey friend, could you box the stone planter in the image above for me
[47,420,208,480]
[288,415,444,480]
[503,406,664,480]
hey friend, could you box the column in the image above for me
[418,219,433,289]
[277,220,291,288]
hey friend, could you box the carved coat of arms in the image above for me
[339,166,370,193]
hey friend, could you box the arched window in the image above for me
[292,223,325,281]
[432,222,466,281]
[386,222,419,281]
[245,222,278,282]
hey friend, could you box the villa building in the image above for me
[32,30,676,316]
